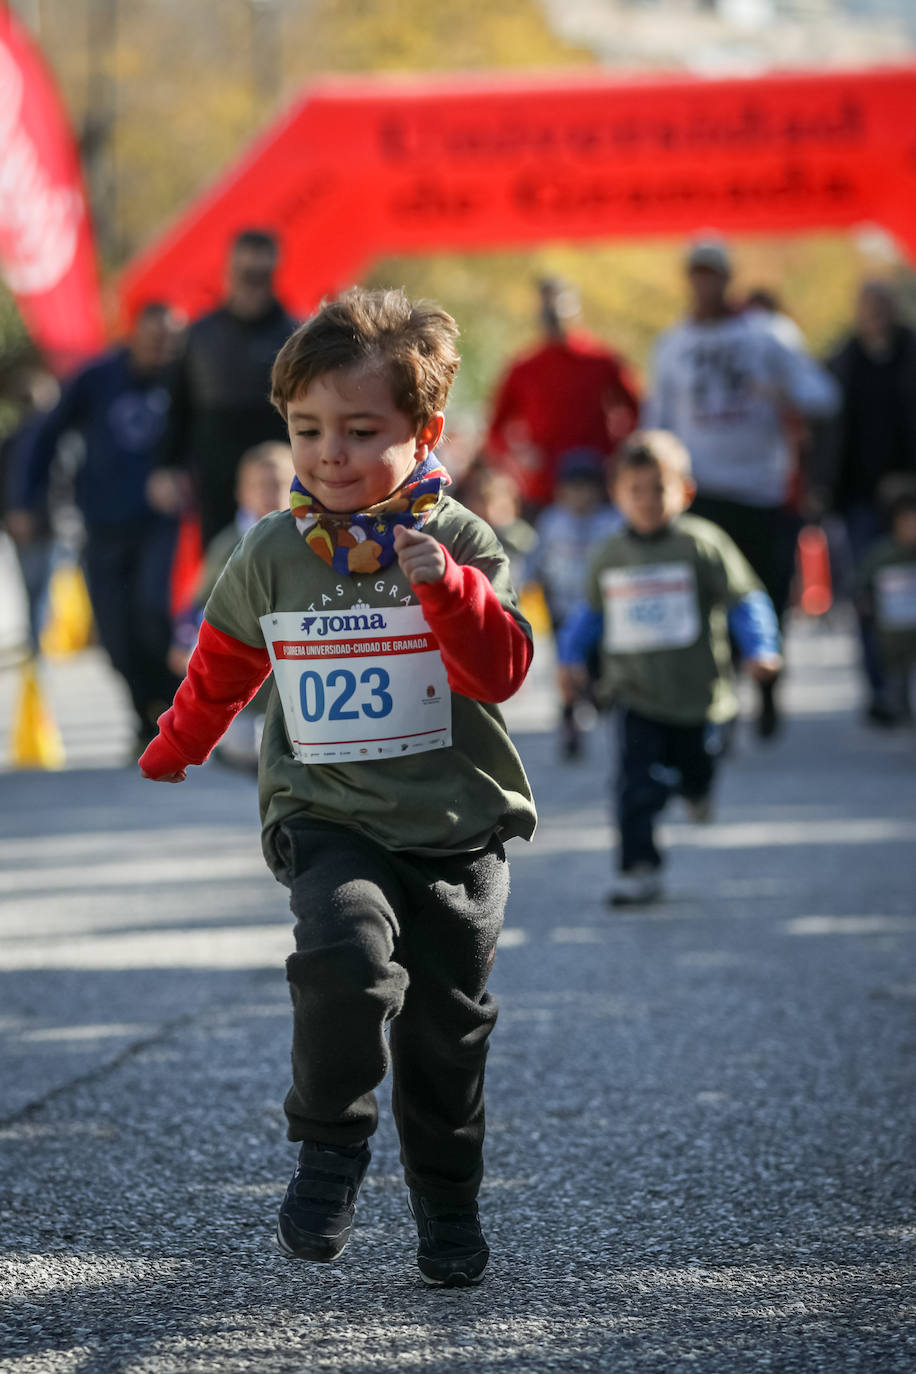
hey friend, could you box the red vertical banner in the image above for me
[0,5,105,372]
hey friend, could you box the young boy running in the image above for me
[558,430,781,906]
[140,288,537,1286]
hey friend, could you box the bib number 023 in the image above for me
[261,606,451,762]
[299,666,393,723]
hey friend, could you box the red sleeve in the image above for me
[414,549,533,704]
[139,619,272,778]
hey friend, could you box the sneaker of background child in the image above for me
[683,793,714,823]
[277,1140,371,1262]
[408,1191,490,1287]
[756,677,781,740]
[608,865,664,907]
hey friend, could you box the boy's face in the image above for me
[287,366,443,512]
[893,508,916,547]
[238,462,291,521]
[687,265,728,318]
[466,474,518,528]
[558,477,602,516]
[614,462,693,535]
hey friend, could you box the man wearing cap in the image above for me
[485,278,640,515]
[644,237,839,736]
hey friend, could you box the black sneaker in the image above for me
[276,1140,371,1262]
[756,678,781,740]
[865,698,899,729]
[408,1190,490,1287]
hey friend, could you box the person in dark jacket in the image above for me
[824,280,916,722]
[1,354,61,650]
[154,228,297,547]
[7,303,183,748]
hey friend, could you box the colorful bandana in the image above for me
[289,453,451,575]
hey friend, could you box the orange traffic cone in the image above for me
[796,525,833,617]
[11,659,65,769]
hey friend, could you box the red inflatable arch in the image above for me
[120,64,916,322]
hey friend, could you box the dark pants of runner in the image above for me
[690,495,800,624]
[844,502,888,699]
[615,707,718,873]
[277,819,509,1207]
[83,513,181,735]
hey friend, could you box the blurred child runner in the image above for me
[457,461,536,590]
[856,474,916,725]
[139,287,536,1287]
[525,448,622,758]
[557,430,781,906]
[169,442,295,769]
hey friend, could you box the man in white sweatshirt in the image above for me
[644,238,839,736]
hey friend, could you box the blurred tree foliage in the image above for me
[1,0,910,417]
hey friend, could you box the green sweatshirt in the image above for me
[586,514,760,725]
[205,498,537,875]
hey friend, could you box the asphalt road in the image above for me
[1,616,915,1373]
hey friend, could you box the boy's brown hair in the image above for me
[614,429,693,481]
[271,286,460,430]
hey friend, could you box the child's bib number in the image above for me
[260,606,451,763]
[600,562,700,652]
[876,566,916,630]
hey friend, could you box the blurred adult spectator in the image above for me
[821,279,916,722]
[7,304,184,751]
[743,287,812,514]
[1,353,60,649]
[644,238,839,737]
[484,277,640,514]
[154,228,297,547]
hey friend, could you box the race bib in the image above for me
[260,606,451,763]
[875,566,916,630]
[600,562,700,652]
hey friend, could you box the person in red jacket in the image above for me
[139,287,536,1289]
[485,277,640,513]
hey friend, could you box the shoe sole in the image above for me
[608,890,663,907]
[417,1255,489,1288]
[276,1223,348,1263]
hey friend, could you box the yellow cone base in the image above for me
[41,564,93,658]
[11,660,65,770]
